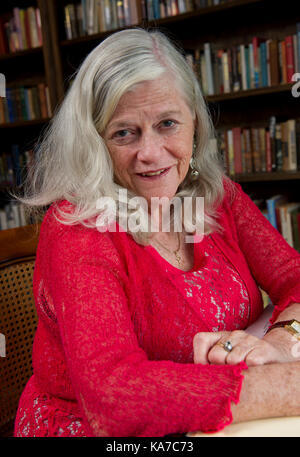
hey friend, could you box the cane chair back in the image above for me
[0,224,40,436]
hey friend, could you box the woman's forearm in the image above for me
[231,361,300,424]
[272,303,300,323]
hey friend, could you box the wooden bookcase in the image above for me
[0,0,57,210]
[1,0,300,227]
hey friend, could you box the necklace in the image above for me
[152,232,182,267]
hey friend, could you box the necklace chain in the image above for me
[152,232,182,267]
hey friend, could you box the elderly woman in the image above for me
[14,28,300,437]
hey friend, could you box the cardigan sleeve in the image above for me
[41,210,247,437]
[230,182,300,323]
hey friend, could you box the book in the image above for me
[279,203,300,247]
[291,207,300,252]
[266,195,287,230]
[275,124,283,170]
[285,35,295,83]
[281,121,289,171]
[252,37,265,88]
[28,7,40,47]
[204,43,214,95]
[251,128,261,172]
[265,129,272,172]
[227,129,234,175]
[297,23,300,73]
[232,127,242,174]
[287,119,297,171]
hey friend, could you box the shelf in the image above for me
[148,0,264,26]
[206,84,294,103]
[60,0,265,47]
[0,118,50,128]
[233,171,300,182]
[0,46,43,62]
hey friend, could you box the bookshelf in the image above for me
[0,0,300,241]
[0,0,57,229]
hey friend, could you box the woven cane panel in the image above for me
[0,260,37,430]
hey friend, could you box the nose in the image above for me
[136,129,163,163]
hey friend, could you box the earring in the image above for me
[190,142,200,181]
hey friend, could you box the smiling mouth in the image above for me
[137,167,171,177]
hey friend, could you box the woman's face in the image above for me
[103,75,195,203]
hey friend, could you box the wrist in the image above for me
[265,319,300,339]
[263,327,300,362]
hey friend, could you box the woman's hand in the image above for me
[193,328,300,366]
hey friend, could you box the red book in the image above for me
[265,130,272,172]
[285,35,295,83]
[280,40,287,83]
[24,9,32,49]
[232,127,242,174]
[0,17,8,55]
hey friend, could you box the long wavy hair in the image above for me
[17,27,232,244]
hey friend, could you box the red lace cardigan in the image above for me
[15,181,300,436]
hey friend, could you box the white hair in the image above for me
[17,27,233,243]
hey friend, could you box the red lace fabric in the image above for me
[14,181,300,437]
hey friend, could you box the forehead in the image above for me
[110,77,191,120]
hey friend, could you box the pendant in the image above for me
[174,250,182,266]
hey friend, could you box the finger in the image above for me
[193,331,229,364]
[245,345,277,366]
[226,334,271,366]
[207,341,232,365]
[208,331,257,365]
[226,343,258,365]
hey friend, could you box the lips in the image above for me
[136,167,171,178]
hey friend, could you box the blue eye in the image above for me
[115,129,129,137]
[161,120,175,128]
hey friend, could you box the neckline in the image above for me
[145,234,208,275]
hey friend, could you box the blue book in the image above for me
[5,88,15,123]
[260,42,268,87]
[266,194,286,230]
[152,0,160,18]
[245,46,250,90]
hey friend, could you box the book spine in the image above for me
[281,40,287,83]
[297,23,300,73]
[35,9,43,46]
[19,9,28,50]
[266,199,278,230]
[265,130,272,172]
[288,119,297,171]
[275,124,283,170]
[251,128,261,172]
[13,7,23,50]
[285,35,295,82]
[240,44,247,90]
[222,51,230,93]
[227,129,234,175]
[204,43,214,95]
[232,127,242,174]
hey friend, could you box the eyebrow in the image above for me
[107,110,183,131]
